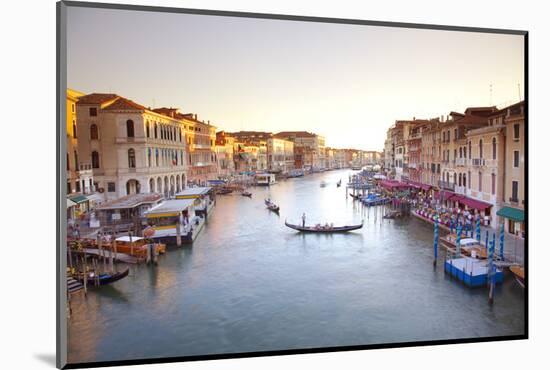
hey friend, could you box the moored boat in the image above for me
[284,220,363,233]
[510,265,525,288]
[77,266,130,286]
[241,191,252,197]
[337,179,342,187]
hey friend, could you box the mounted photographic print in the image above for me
[57,1,527,368]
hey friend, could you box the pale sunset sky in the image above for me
[67,6,524,151]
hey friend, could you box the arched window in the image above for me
[492,137,497,160]
[72,121,77,138]
[453,173,457,184]
[91,151,100,169]
[90,124,98,140]
[66,152,70,171]
[468,141,472,159]
[146,121,150,138]
[126,120,135,137]
[154,123,158,139]
[459,147,462,158]
[128,148,136,168]
[479,139,483,158]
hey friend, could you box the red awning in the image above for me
[458,196,492,210]
[434,190,456,201]
[407,181,431,191]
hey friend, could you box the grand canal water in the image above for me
[67,169,525,364]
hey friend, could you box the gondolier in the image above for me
[302,213,306,227]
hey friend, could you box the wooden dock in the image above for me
[82,248,141,264]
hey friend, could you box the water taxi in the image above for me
[144,187,215,245]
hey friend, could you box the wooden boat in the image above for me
[320,181,327,188]
[285,220,363,233]
[510,265,525,288]
[265,199,280,213]
[241,191,252,197]
[216,187,233,195]
[336,180,342,187]
[440,235,487,259]
[78,267,130,286]
[113,236,166,258]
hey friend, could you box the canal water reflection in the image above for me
[67,169,524,364]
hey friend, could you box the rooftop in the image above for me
[77,93,119,105]
[96,193,163,210]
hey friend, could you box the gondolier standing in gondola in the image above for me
[302,212,306,227]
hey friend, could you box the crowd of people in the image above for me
[414,194,488,230]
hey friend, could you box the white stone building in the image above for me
[76,93,189,201]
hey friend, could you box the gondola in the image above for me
[77,267,130,286]
[336,180,342,187]
[284,220,363,233]
[264,198,280,213]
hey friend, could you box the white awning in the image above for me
[67,199,77,209]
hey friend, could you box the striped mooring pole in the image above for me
[433,219,439,267]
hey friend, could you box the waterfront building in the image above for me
[463,115,506,225]
[227,131,270,172]
[233,141,261,173]
[174,113,218,185]
[274,131,326,171]
[333,149,348,169]
[383,127,395,175]
[420,119,442,186]
[267,137,295,174]
[439,107,496,193]
[324,147,335,170]
[406,122,424,182]
[66,88,94,195]
[497,101,526,236]
[215,131,236,178]
[76,95,189,201]
[391,121,413,181]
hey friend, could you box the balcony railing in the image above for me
[115,137,146,144]
[455,158,467,166]
[438,180,455,191]
[471,158,486,167]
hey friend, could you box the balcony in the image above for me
[115,137,146,144]
[455,158,467,166]
[193,162,212,167]
[193,143,212,150]
[77,163,93,177]
[438,180,455,191]
[471,158,486,167]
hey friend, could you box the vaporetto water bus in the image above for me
[144,187,215,245]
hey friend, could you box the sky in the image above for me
[67,6,524,151]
